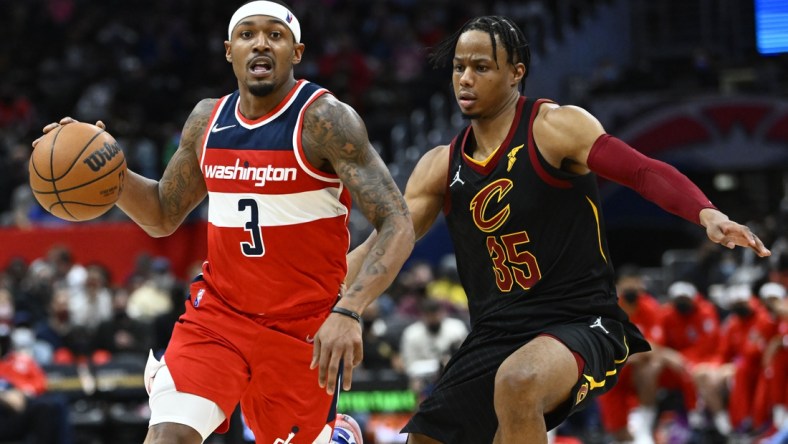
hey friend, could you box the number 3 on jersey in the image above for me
[486,231,541,292]
[238,198,264,257]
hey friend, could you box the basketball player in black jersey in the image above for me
[346,15,771,444]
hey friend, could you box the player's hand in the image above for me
[699,208,770,257]
[32,117,106,148]
[310,309,363,395]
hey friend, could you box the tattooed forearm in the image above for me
[117,99,211,237]
[304,96,414,313]
[348,230,393,294]
[302,96,409,230]
[159,153,201,225]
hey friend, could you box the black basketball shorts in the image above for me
[402,315,641,443]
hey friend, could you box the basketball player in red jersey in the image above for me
[33,1,412,443]
[346,16,771,444]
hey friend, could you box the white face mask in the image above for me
[11,328,35,351]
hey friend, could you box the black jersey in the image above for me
[445,97,641,337]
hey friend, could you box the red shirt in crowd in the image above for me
[0,351,47,396]
[659,297,720,365]
[715,298,774,366]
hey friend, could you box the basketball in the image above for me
[29,122,126,222]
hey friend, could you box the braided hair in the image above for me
[429,16,530,92]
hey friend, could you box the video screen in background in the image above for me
[755,0,788,54]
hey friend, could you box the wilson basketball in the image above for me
[29,122,126,222]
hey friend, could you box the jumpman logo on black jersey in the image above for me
[450,164,465,187]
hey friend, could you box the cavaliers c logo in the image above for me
[470,179,513,233]
[576,383,589,405]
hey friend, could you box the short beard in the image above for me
[249,82,275,97]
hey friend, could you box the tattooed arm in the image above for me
[302,94,414,316]
[302,94,414,394]
[31,101,213,237]
[115,99,214,237]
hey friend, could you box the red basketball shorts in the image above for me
[164,278,338,443]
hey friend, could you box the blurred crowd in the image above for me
[2,236,788,443]
[0,0,617,228]
[0,244,191,443]
[596,255,788,444]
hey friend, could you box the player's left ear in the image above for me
[511,62,526,87]
[292,43,305,65]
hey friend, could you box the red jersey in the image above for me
[740,301,779,366]
[659,297,720,364]
[199,80,351,316]
[715,299,773,365]
[0,352,47,396]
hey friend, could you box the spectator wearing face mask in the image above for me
[597,266,665,443]
[68,264,112,332]
[657,282,721,429]
[694,284,774,436]
[0,329,65,444]
[661,282,721,367]
[755,282,788,439]
[400,299,468,399]
[33,284,93,364]
[615,265,664,342]
[0,289,49,364]
[749,282,788,435]
[0,289,73,444]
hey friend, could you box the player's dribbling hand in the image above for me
[32,117,106,148]
[699,208,771,257]
[310,310,363,395]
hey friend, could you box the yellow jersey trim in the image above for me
[464,145,501,167]
[585,196,607,263]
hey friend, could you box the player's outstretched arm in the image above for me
[115,99,214,237]
[534,104,771,258]
[303,95,415,394]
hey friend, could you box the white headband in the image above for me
[227,1,301,43]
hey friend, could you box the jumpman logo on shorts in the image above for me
[589,316,609,334]
[450,164,465,187]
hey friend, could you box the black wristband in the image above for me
[331,306,361,323]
